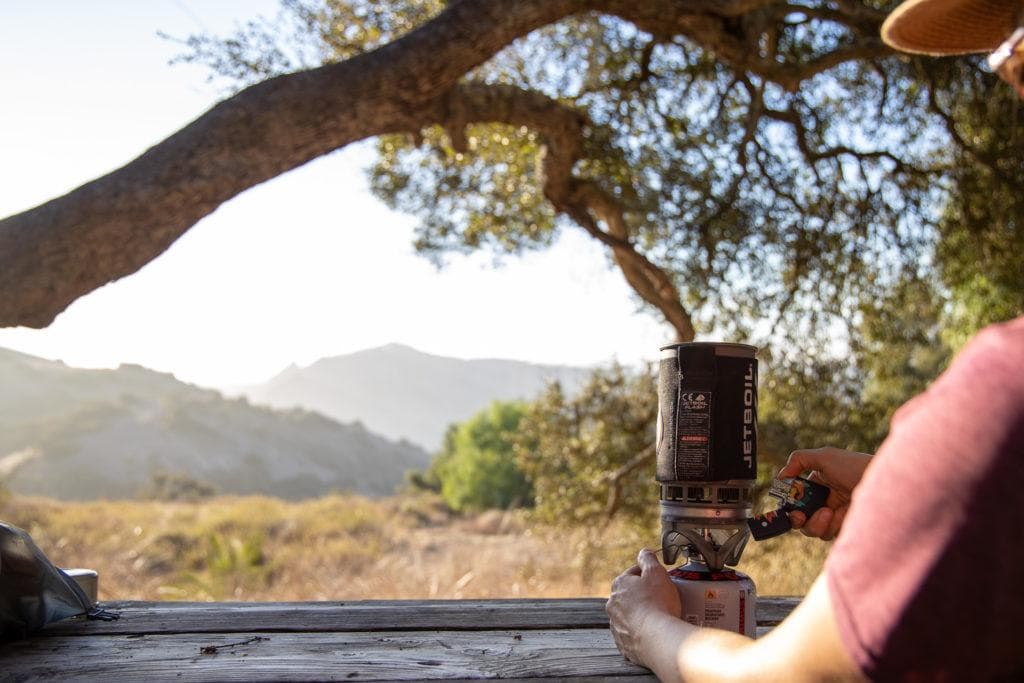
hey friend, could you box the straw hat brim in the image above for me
[881,0,1020,55]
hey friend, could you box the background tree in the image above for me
[5,0,1016,345]
[150,1,1020,381]
[516,300,951,528]
[928,63,1024,350]
[425,401,534,513]
[517,365,656,525]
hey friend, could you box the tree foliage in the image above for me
[426,401,534,513]
[372,11,942,350]
[162,0,1024,359]
[516,365,656,525]
[929,64,1024,350]
[7,0,1020,346]
[516,305,951,528]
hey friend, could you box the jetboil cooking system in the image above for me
[655,342,828,636]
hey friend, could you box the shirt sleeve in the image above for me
[825,316,1024,681]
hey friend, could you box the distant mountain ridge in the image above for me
[0,347,429,501]
[240,344,592,451]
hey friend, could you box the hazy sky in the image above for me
[0,1,672,388]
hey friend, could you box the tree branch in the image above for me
[599,0,893,92]
[761,105,940,177]
[600,444,654,519]
[439,83,697,341]
[0,0,589,328]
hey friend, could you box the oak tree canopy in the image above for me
[2,0,1019,367]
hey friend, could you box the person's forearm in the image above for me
[637,612,757,683]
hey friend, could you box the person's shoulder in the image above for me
[953,315,1024,381]
[965,315,1024,356]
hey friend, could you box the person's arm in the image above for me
[607,549,865,682]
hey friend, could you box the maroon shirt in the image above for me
[827,316,1024,681]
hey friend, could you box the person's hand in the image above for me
[777,446,873,541]
[606,548,681,666]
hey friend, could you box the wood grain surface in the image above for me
[38,597,800,636]
[4,597,800,681]
[6,629,651,682]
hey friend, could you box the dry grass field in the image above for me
[0,492,828,601]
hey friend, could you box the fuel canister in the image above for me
[668,560,757,637]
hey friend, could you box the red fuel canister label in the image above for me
[668,564,757,637]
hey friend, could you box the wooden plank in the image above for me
[40,598,801,637]
[2,629,655,682]
[754,597,801,625]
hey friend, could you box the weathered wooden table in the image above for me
[2,598,799,681]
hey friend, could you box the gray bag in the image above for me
[0,522,118,639]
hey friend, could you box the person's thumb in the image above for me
[778,448,829,479]
[638,548,664,576]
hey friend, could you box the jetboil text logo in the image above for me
[742,362,755,468]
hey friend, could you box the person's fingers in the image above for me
[637,549,662,576]
[822,506,848,541]
[779,448,831,479]
[824,487,849,508]
[789,510,807,529]
[611,566,640,592]
[777,453,807,479]
[833,506,848,532]
[800,506,834,538]
[607,624,627,659]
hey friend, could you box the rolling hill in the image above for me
[0,347,429,500]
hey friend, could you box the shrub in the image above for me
[430,402,534,512]
[138,471,218,501]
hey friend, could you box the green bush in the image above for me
[429,401,534,513]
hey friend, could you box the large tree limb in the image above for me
[0,0,588,328]
[0,0,893,329]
